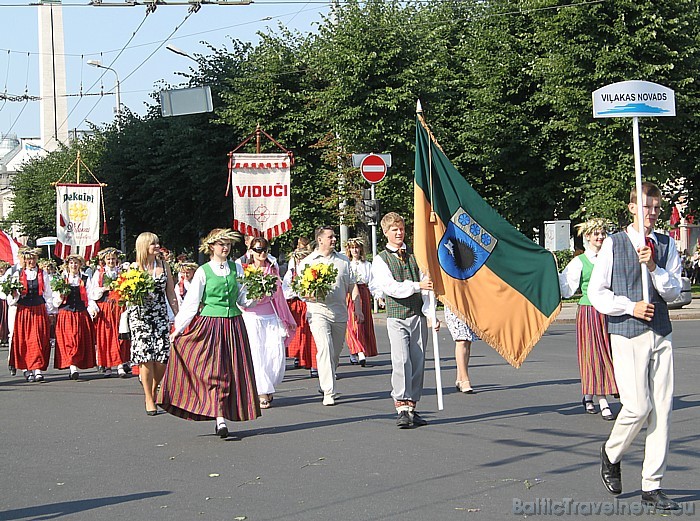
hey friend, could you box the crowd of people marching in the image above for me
[1,181,687,511]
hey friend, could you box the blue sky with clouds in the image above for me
[0,1,330,138]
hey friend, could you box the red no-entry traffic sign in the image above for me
[360,154,387,184]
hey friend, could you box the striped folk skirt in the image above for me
[10,304,51,371]
[576,305,618,396]
[157,315,261,422]
[346,284,378,357]
[54,309,97,370]
[285,298,317,369]
[94,299,129,368]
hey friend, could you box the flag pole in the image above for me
[430,291,444,411]
[417,100,444,410]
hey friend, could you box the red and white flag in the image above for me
[0,230,20,264]
[229,153,292,239]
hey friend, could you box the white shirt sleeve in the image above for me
[370,254,421,300]
[588,236,635,316]
[650,236,683,303]
[558,256,583,299]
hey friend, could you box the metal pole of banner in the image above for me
[430,291,443,411]
[632,116,650,303]
[371,183,378,313]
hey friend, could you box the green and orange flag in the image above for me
[414,111,561,367]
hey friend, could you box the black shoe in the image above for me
[216,423,229,438]
[396,411,411,429]
[359,358,366,367]
[293,358,300,369]
[34,374,45,383]
[641,490,680,511]
[582,397,597,414]
[69,371,79,381]
[410,411,428,427]
[600,443,622,495]
[9,366,16,376]
[146,409,158,416]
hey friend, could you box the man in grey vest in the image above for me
[371,212,439,429]
[588,182,682,511]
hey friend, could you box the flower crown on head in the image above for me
[575,218,610,237]
[199,229,243,253]
[19,247,42,258]
[345,237,364,249]
[39,259,57,269]
[97,247,122,260]
[178,261,199,272]
[0,260,11,270]
[62,254,86,267]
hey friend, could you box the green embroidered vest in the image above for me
[200,261,242,318]
[578,254,594,306]
[378,250,423,320]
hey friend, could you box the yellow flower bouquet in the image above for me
[292,262,338,301]
[110,268,155,307]
[238,264,279,301]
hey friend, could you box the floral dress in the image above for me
[128,270,170,364]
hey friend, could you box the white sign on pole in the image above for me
[593,81,675,118]
[592,80,676,303]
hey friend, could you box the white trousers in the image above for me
[308,313,346,397]
[605,330,674,492]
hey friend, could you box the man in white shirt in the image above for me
[588,182,682,511]
[297,226,362,406]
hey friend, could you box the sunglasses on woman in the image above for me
[252,246,268,253]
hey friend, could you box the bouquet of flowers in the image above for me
[0,278,23,296]
[50,277,71,296]
[110,268,155,307]
[292,262,338,301]
[102,274,115,288]
[238,264,279,301]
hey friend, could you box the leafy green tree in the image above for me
[9,132,106,242]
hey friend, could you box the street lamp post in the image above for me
[166,44,198,63]
[87,59,126,252]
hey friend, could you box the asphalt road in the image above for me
[1,320,699,521]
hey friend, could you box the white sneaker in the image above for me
[322,395,335,406]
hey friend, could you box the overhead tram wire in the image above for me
[55,9,152,137]
[78,6,197,127]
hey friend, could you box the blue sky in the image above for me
[0,0,331,139]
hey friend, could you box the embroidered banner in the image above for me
[230,153,292,239]
[55,183,101,260]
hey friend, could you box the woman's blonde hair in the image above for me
[135,232,159,270]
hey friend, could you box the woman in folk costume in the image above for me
[282,243,318,377]
[158,229,260,438]
[52,255,97,380]
[175,261,198,309]
[128,232,179,416]
[344,238,378,366]
[558,218,618,421]
[7,248,55,383]
[89,247,129,378]
[0,260,12,347]
[39,259,59,354]
[237,236,296,409]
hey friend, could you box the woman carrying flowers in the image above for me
[52,254,96,380]
[158,229,260,438]
[344,238,378,367]
[7,248,55,383]
[236,236,296,409]
[89,247,129,378]
[128,232,179,416]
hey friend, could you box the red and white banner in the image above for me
[230,153,292,239]
[0,230,20,264]
[55,183,102,260]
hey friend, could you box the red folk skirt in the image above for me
[346,284,378,357]
[54,308,97,370]
[94,297,129,368]
[285,298,317,369]
[10,303,51,371]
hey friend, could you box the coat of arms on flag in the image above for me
[414,105,561,367]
